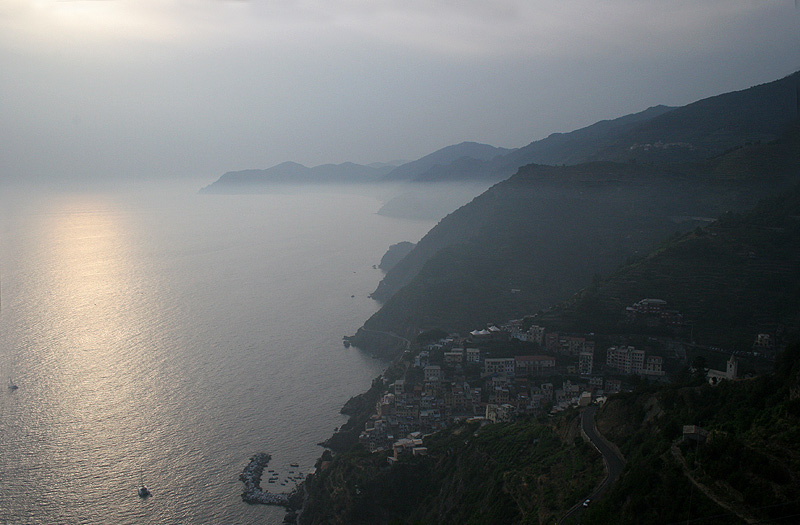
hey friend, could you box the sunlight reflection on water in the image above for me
[0,183,434,524]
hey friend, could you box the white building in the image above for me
[707,355,738,384]
[465,348,481,364]
[606,346,645,374]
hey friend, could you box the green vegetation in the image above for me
[302,414,604,525]
[360,70,800,353]
[360,120,800,356]
[583,344,800,524]
[379,242,417,272]
[551,180,800,350]
[301,73,800,524]
[304,345,800,525]
[315,73,800,523]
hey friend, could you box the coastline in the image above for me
[286,335,409,523]
[344,327,410,359]
[239,453,303,507]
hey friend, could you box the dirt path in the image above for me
[670,443,758,524]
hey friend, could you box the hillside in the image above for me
[543,178,800,350]
[200,142,512,193]
[496,104,676,169]
[381,141,514,182]
[359,139,799,350]
[368,162,694,310]
[357,114,800,354]
[583,344,800,524]
[382,71,799,185]
[299,343,800,525]
[301,414,604,525]
[199,161,395,193]
[371,72,800,300]
[513,70,799,167]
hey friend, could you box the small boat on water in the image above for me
[138,471,151,498]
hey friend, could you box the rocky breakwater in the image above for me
[239,453,300,508]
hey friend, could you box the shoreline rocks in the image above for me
[239,453,296,507]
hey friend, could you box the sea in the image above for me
[0,181,435,524]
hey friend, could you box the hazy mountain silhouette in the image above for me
[199,161,394,193]
[357,72,800,349]
[381,141,514,182]
[202,71,800,195]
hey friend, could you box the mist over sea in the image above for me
[0,181,434,524]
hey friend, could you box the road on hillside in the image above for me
[559,405,626,524]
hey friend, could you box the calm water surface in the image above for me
[0,182,434,524]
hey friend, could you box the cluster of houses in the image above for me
[357,297,748,455]
[505,318,666,378]
[358,331,624,453]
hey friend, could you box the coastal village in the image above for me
[354,298,776,456]
[241,295,778,520]
[244,295,780,521]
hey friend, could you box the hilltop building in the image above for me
[707,355,738,384]
[624,298,684,327]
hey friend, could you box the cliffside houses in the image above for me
[359,326,602,452]
[356,305,700,453]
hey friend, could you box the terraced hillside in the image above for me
[551,181,800,350]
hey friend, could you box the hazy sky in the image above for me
[2,1,799,185]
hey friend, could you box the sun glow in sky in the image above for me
[17,1,181,44]
[2,1,800,185]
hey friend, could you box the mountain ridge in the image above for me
[201,71,799,196]
[365,71,800,304]
[199,160,395,193]
[358,118,800,352]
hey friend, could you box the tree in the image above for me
[691,355,708,383]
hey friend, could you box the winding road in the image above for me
[559,405,626,524]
